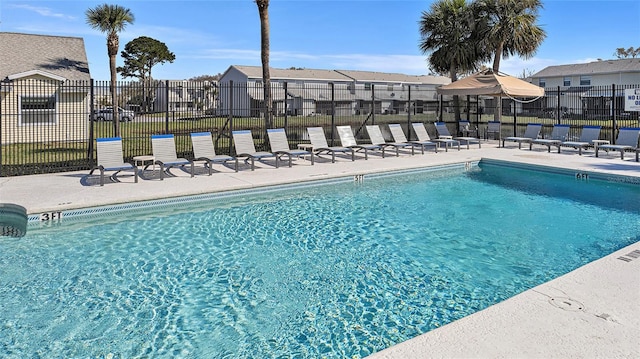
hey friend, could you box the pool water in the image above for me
[1,163,639,358]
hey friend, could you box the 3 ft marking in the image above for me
[575,172,589,181]
[354,174,365,182]
[40,211,63,222]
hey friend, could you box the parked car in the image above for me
[93,107,134,122]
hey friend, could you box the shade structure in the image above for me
[436,70,544,98]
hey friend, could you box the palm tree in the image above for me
[256,0,273,135]
[474,0,546,72]
[86,4,135,137]
[419,0,488,121]
[473,0,546,119]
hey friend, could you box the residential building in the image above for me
[218,65,450,117]
[530,58,640,116]
[153,80,217,113]
[0,32,91,144]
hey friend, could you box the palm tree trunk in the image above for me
[110,54,120,137]
[257,0,272,137]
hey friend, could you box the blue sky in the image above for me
[1,0,639,81]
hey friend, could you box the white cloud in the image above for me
[9,4,75,20]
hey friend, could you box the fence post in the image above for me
[88,79,95,164]
[164,80,170,134]
[407,86,412,136]
[371,84,376,125]
[475,95,480,130]
[438,95,443,124]
[512,100,517,134]
[228,81,234,154]
[611,83,617,144]
[283,81,288,129]
[330,82,335,146]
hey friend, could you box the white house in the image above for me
[0,32,91,144]
[530,58,640,115]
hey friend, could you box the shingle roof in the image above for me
[232,65,353,82]
[0,32,90,81]
[532,58,640,78]
[229,65,450,85]
[335,70,449,85]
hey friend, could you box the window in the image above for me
[364,83,372,91]
[387,84,394,91]
[20,96,56,125]
[539,78,546,87]
[580,75,591,86]
[563,77,571,86]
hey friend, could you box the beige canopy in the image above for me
[436,70,544,98]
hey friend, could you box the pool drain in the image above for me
[549,297,584,311]
[0,203,27,238]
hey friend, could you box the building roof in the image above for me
[532,58,640,78]
[335,70,450,85]
[0,32,90,81]
[229,65,353,82]
[225,65,450,85]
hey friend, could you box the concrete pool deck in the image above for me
[1,141,639,358]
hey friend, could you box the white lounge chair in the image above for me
[412,122,459,151]
[336,125,383,160]
[365,125,415,156]
[530,124,571,153]
[595,127,640,160]
[388,123,438,154]
[307,127,355,163]
[502,123,542,149]
[232,129,276,170]
[89,137,138,186]
[191,132,238,174]
[151,134,194,180]
[560,125,601,155]
[434,122,480,149]
[267,128,314,166]
[485,121,501,141]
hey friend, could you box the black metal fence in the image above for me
[1,79,639,176]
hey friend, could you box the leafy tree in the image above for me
[256,0,273,133]
[85,3,134,137]
[118,36,175,82]
[419,0,488,120]
[189,74,222,82]
[117,36,175,112]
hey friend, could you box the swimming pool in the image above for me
[1,161,639,358]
